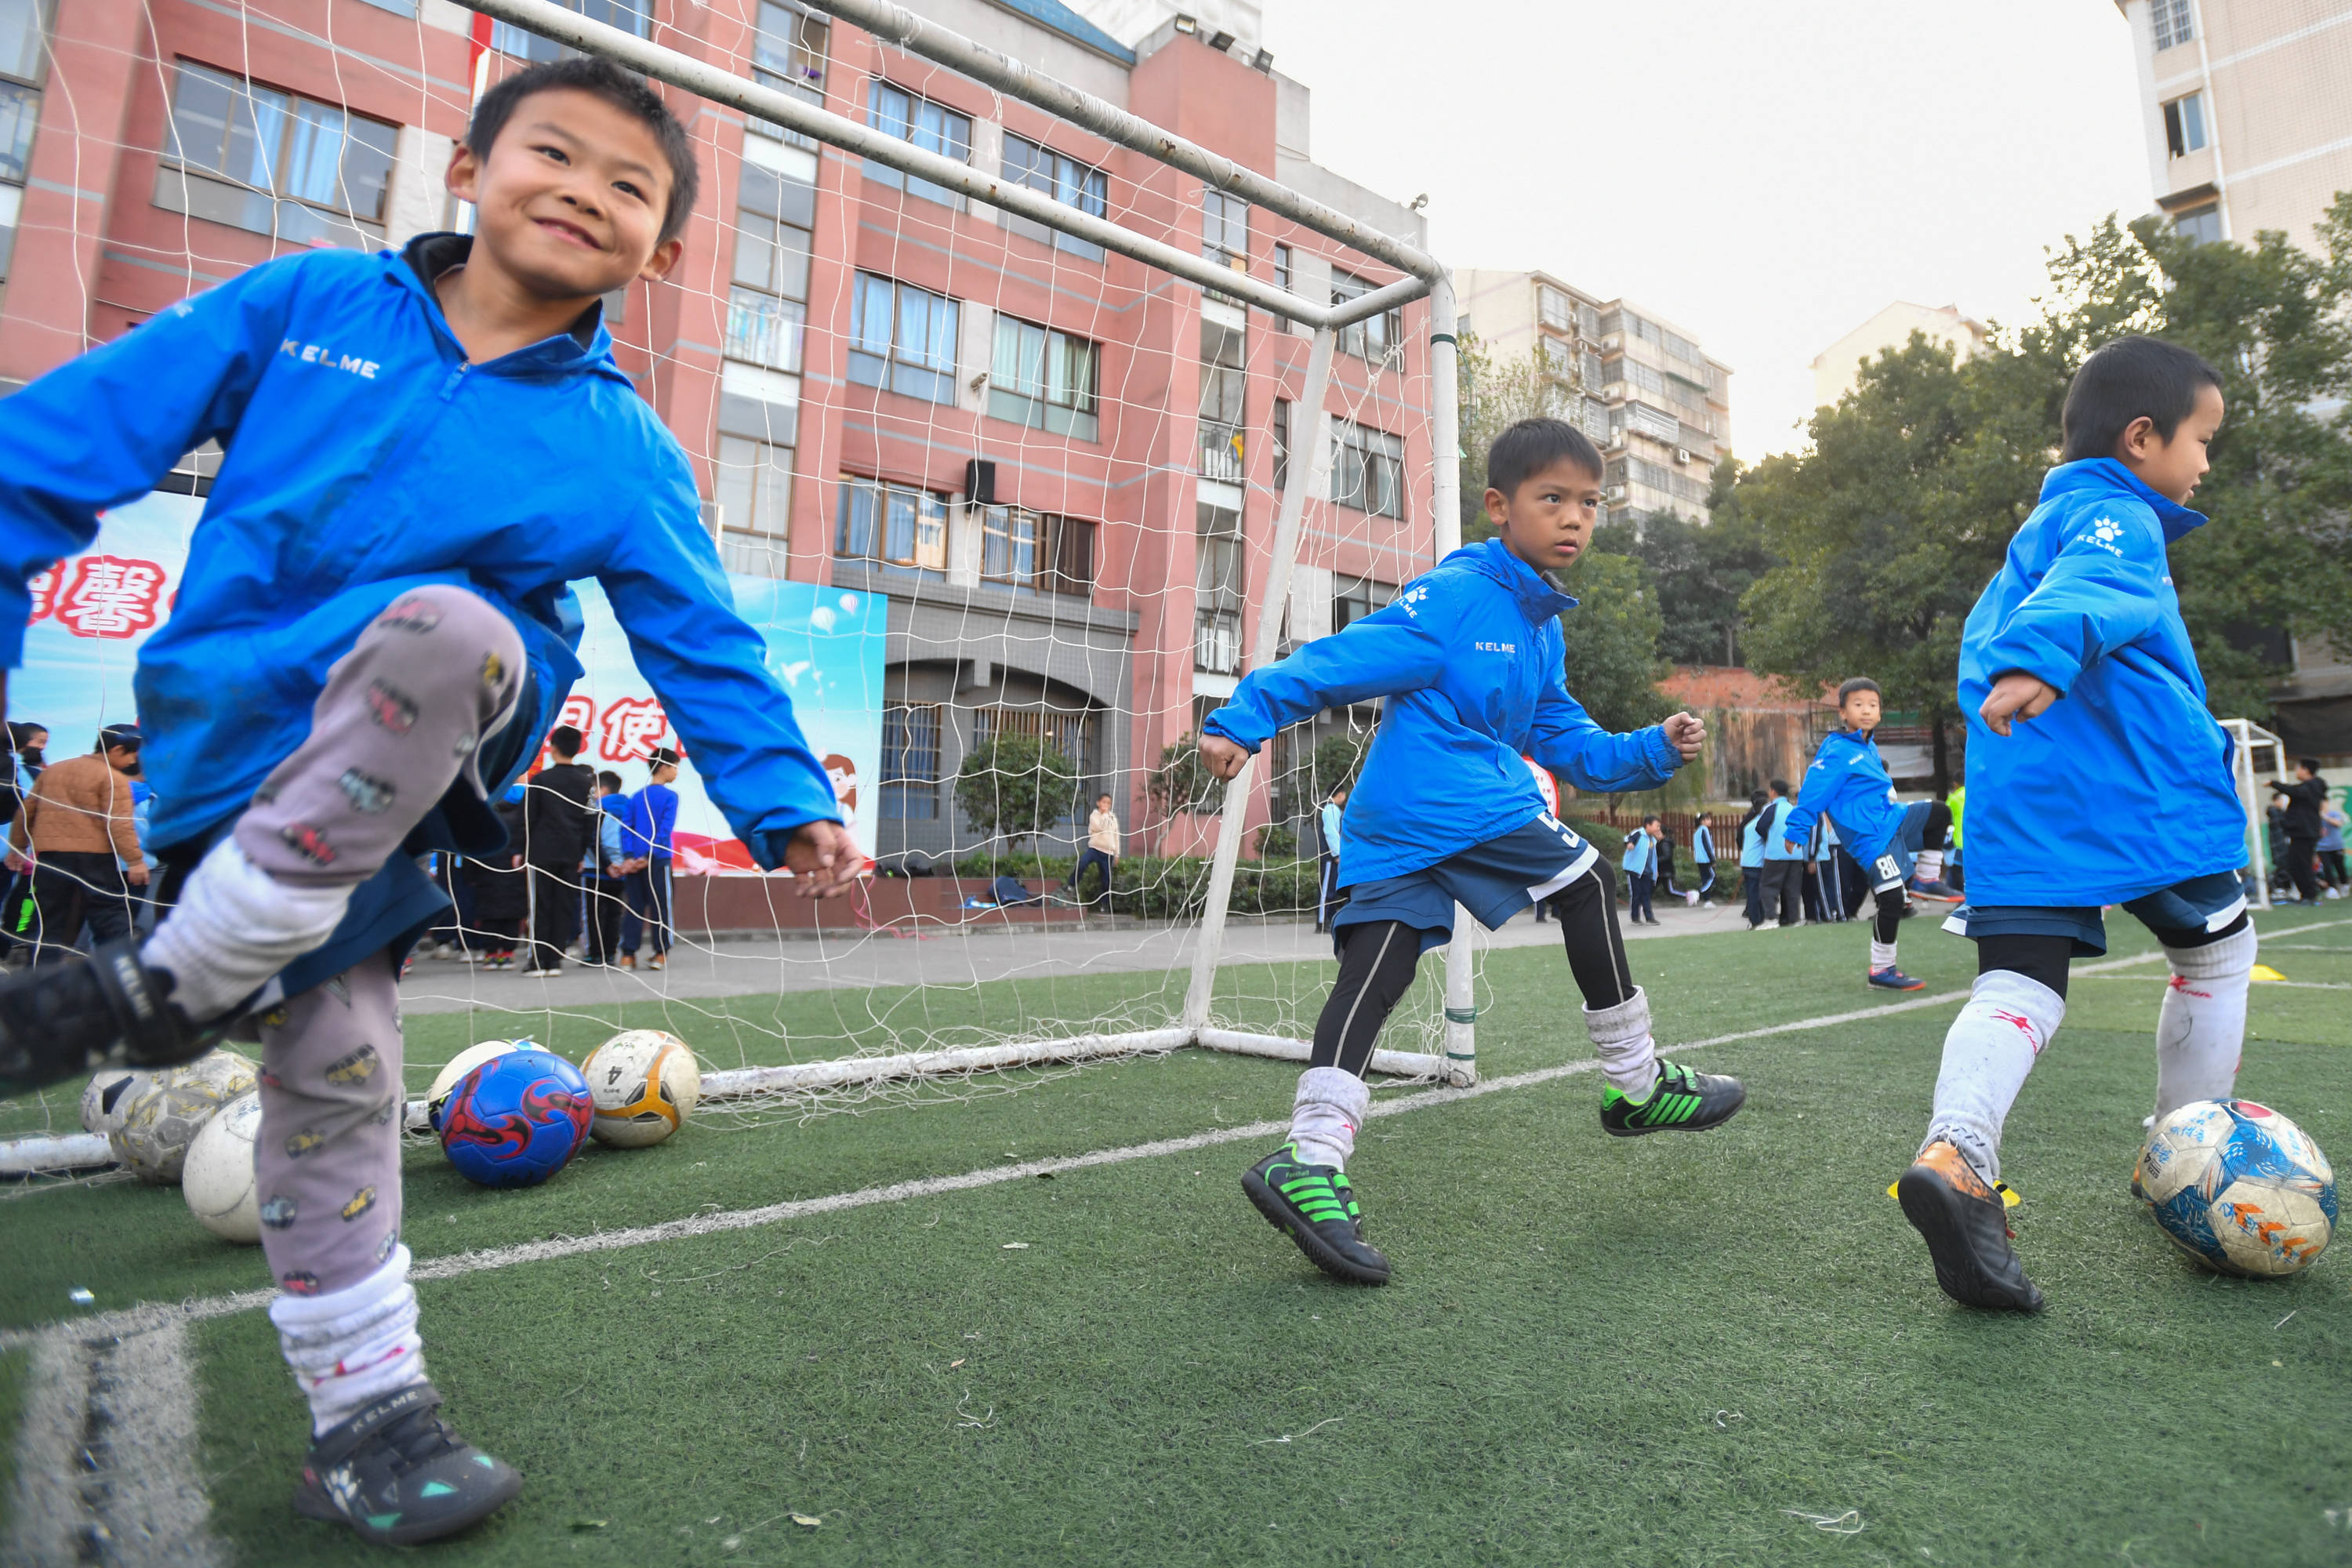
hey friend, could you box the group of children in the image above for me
[0,48,2271,1548]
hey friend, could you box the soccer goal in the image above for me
[2223,717,2290,912]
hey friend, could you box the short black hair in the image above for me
[2060,335,2223,464]
[99,724,142,753]
[1837,677,1880,705]
[467,56,700,245]
[2299,757,2323,776]
[1769,778,1790,795]
[597,769,624,792]
[1643,814,1661,826]
[548,724,585,758]
[1486,417,1604,499]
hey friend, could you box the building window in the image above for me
[159,62,397,249]
[1331,269,1403,363]
[1198,318,1246,482]
[848,273,960,404]
[1195,502,1242,673]
[747,0,829,146]
[836,475,949,573]
[727,165,814,373]
[866,81,971,209]
[1538,284,1576,333]
[1203,187,1248,270]
[977,508,1095,596]
[1332,421,1405,520]
[1271,398,1290,493]
[989,316,1102,439]
[2175,201,2223,245]
[713,437,794,577]
[2164,92,2208,158]
[1332,575,1391,632]
[881,702,942,819]
[1272,242,1292,292]
[494,0,650,60]
[1002,132,1107,260]
[2152,0,2194,52]
[971,705,1095,790]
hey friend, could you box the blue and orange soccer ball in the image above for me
[430,1047,594,1188]
[2137,1099,2337,1277]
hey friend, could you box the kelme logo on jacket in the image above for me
[278,339,380,379]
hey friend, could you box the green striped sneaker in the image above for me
[1599,1059,1745,1138]
[1241,1145,1391,1284]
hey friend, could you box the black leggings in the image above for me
[1868,800,1959,943]
[1976,911,2252,1001]
[1311,858,1635,1077]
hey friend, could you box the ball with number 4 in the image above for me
[582,1030,702,1148]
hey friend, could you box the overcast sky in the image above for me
[1259,0,2158,459]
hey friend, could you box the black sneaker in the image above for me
[1241,1145,1390,1284]
[1599,1059,1745,1137]
[0,938,215,1096]
[1896,1142,2045,1312]
[294,1382,521,1545]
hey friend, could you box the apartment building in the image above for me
[0,0,1435,862]
[1458,268,1730,525]
[1810,300,1988,412]
[2114,0,2352,250]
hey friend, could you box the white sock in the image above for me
[2154,924,2254,1122]
[270,1244,425,1436]
[1288,1065,1369,1169]
[1870,940,1898,971]
[1922,969,2066,1183]
[143,838,355,1021]
[1915,850,1944,882]
[1584,988,1661,1100]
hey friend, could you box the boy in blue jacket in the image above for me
[0,59,858,1542]
[1780,679,1956,988]
[1197,418,1742,1285]
[1897,336,2247,1313]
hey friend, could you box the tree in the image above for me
[954,734,1078,851]
[1454,333,1590,547]
[1592,480,1777,666]
[1555,550,1671,733]
[1145,732,1221,818]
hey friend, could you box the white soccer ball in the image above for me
[582,1030,701,1148]
[2137,1098,2336,1277]
[109,1049,258,1185]
[426,1040,520,1128]
[183,1090,264,1243]
[80,1067,149,1137]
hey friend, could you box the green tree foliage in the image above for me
[1593,484,1776,666]
[1555,550,1671,733]
[1146,732,1221,817]
[953,733,1078,849]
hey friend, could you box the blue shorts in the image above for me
[1855,800,1938,893]
[1334,814,1597,955]
[1941,870,2249,957]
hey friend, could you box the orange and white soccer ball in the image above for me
[582,1030,701,1149]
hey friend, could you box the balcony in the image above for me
[1198,421,1245,485]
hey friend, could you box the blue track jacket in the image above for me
[1201,539,1683,887]
[0,237,840,866]
[1958,458,2242,906]
[1780,729,1905,862]
[622,782,680,860]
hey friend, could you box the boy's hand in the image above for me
[1980,673,2060,737]
[1199,733,1251,781]
[784,820,862,898]
[1661,711,1706,760]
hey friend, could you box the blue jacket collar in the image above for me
[2042,458,2207,543]
[387,233,627,383]
[1448,537,1581,622]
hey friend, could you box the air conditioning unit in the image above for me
[1606,485,1628,503]
[1675,447,1693,466]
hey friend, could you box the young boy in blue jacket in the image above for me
[1197,418,1743,1285]
[1897,336,2247,1313]
[1779,679,1956,988]
[0,59,858,1543]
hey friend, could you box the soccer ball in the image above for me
[433,1047,593,1188]
[425,1040,521,1130]
[110,1050,259,1185]
[581,1029,701,1148]
[182,1090,264,1243]
[80,1067,148,1137]
[2136,1099,2336,1277]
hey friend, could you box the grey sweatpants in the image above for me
[238,586,524,1297]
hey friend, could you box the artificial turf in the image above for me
[7,909,2352,1565]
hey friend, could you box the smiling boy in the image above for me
[1897,336,2251,1314]
[0,59,858,1543]
[1196,416,1743,1285]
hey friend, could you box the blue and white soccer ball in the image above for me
[430,1047,594,1189]
[2136,1099,2336,1277]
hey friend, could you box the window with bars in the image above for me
[1331,269,1403,363]
[981,508,1095,597]
[494,0,650,60]
[971,705,1095,783]
[727,165,815,374]
[2152,0,2194,51]
[881,702,942,819]
[714,437,794,577]
[1003,132,1107,260]
[849,273,960,404]
[1195,502,1243,673]
[1538,285,1576,332]
[1198,318,1246,482]
[159,62,397,249]
[836,475,949,572]
[1332,422,1405,520]
[866,81,971,209]
[989,315,1101,440]
[747,0,829,145]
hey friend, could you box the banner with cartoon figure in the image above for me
[12,491,885,873]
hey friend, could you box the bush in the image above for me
[955,734,1079,851]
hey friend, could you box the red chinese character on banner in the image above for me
[53,557,168,640]
[597,696,678,763]
[24,566,57,624]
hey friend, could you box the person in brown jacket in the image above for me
[5,724,147,964]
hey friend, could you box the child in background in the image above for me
[1621,815,1659,925]
[2318,793,2347,896]
[467,787,532,969]
[586,770,632,966]
[1738,789,1768,926]
[1690,811,1716,906]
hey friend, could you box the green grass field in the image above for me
[5,909,2351,1565]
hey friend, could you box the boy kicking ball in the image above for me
[0,60,857,1542]
[1778,678,1957,991]
[1196,416,1744,1286]
[1898,336,2249,1313]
